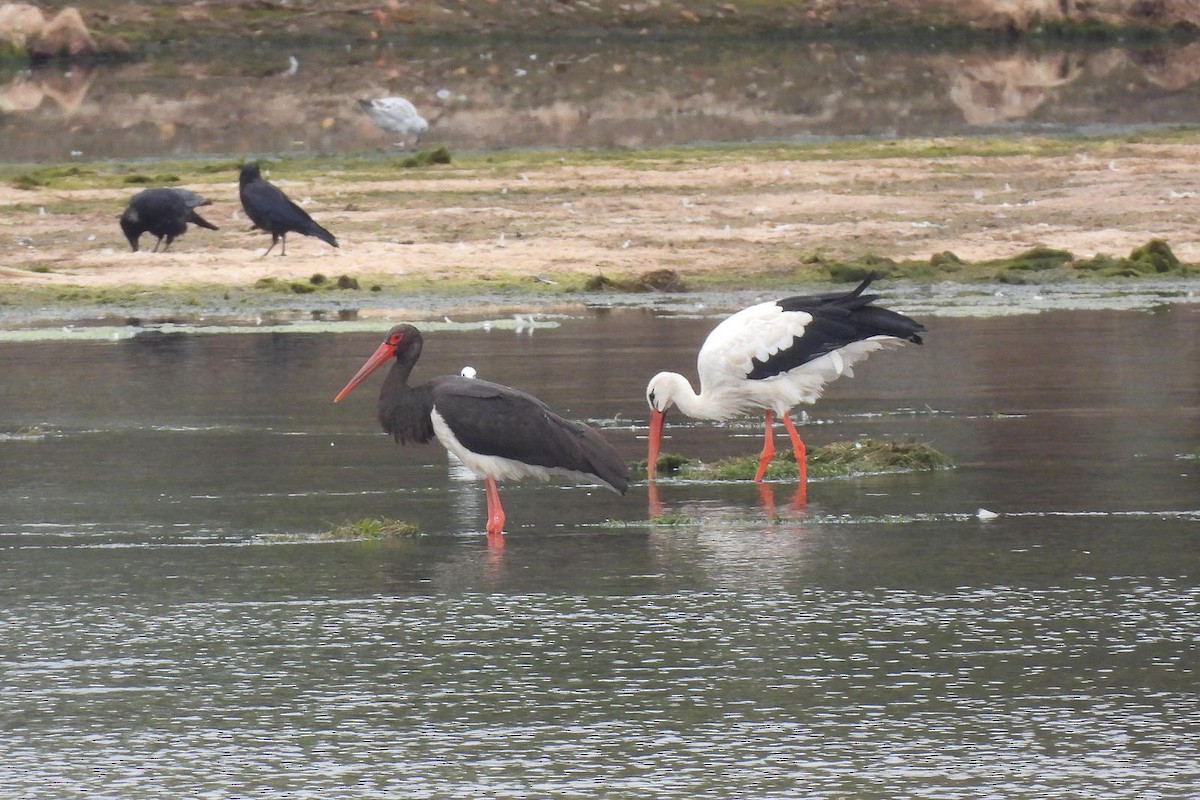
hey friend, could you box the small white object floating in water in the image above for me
[976,507,1000,521]
[358,96,429,147]
[460,366,477,379]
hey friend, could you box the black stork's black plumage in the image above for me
[334,324,630,537]
[238,162,338,256]
[645,275,925,492]
[119,187,219,252]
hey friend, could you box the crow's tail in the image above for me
[305,220,338,248]
[188,210,219,231]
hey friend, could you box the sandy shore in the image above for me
[3,140,1200,320]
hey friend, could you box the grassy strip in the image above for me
[2,133,1194,192]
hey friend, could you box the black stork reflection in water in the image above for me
[645,276,925,502]
[334,325,630,538]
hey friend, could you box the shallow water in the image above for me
[1,306,1198,797]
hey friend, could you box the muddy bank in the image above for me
[41,1,1200,47]
[2,137,1200,327]
[10,36,1200,162]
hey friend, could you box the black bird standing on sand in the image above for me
[119,187,219,252]
[237,162,338,256]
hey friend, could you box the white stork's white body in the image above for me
[645,277,926,488]
[679,301,902,419]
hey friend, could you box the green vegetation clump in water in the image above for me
[325,518,419,540]
[806,439,954,477]
[635,439,953,481]
[633,452,696,477]
[262,517,420,543]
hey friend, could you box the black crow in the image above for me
[119,187,219,252]
[238,162,338,256]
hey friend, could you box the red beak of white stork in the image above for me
[646,407,666,480]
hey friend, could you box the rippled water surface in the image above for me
[2,305,1198,798]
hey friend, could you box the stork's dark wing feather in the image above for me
[747,311,860,380]
[747,277,925,381]
[431,377,630,492]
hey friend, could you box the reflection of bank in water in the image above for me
[9,37,1200,162]
[0,65,95,115]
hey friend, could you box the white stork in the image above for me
[645,275,925,489]
[358,96,429,147]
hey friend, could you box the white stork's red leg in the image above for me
[754,410,776,483]
[780,413,808,485]
[757,482,776,516]
[647,481,665,519]
[484,476,506,536]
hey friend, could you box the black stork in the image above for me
[334,325,630,537]
[645,275,925,493]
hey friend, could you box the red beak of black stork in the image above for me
[333,338,396,403]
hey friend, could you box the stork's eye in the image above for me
[388,332,404,346]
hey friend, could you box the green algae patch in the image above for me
[261,517,420,544]
[988,246,1075,273]
[635,439,953,482]
[631,452,697,478]
[253,274,361,295]
[600,513,699,528]
[391,147,453,169]
[807,439,954,477]
[1076,238,1183,276]
[782,239,1197,288]
[325,518,420,540]
[584,269,689,293]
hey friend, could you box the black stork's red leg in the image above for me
[484,477,505,537]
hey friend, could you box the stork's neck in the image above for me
[658,372,729,421]
[377,341,423,433]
